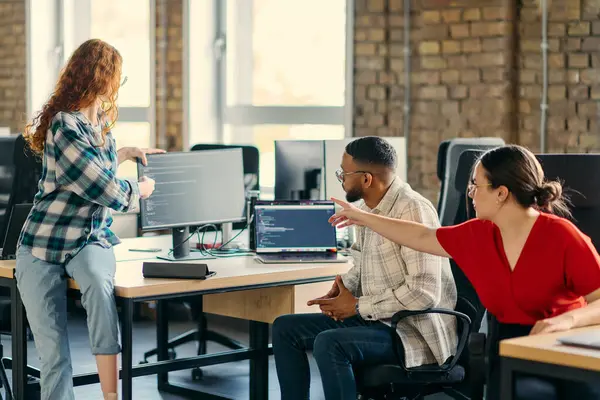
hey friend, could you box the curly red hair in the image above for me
[24,39,123,154]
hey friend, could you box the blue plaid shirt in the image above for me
[18,111,140,264]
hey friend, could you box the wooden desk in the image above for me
[3,235,350,400]
[499,325,600,400]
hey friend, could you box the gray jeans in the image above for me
[15,244,120,400]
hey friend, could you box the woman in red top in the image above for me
[328,145,600,400]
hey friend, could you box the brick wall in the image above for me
[354,0,600,202]
[0,0,26,133]
[155,0,183,152]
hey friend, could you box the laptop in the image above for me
[254,200,347,264]
[1,203,33,260]
[558,330,600,350]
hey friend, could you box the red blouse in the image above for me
[436,213,600,325]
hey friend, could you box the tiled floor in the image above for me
[0,305,452,399]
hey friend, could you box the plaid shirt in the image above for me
[18,111,140,264]
[342,178,458,368]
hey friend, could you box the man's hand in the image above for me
[118,147,166,166]
[307,279,340,306]
[309,276,358,321]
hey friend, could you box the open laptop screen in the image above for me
[254,201,337,253]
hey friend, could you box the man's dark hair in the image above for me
[345,136,397,169]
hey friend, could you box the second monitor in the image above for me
[138,149,246,261]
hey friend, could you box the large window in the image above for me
[62,0,155,179]
[187,0,353,196]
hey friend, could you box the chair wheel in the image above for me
[168,348,176,360]
[191,367,203,381]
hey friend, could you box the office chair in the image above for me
[437,138,505,226]
[0,137,17,242]
[356,149,489,400]
[0,134,44,399]
[140,144,259,380]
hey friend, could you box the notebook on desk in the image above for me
[558,330,600,350]
[253,201,346,264]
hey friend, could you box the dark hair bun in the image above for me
[536,180,562,208]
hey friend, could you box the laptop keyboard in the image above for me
[259,253,339,261]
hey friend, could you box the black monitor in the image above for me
[138,149,246,261]
[274,140,324,200]
[536,154,600,254]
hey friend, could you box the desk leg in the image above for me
[11,280,26,400]
[121,299,134,400]
[156,300,169,389]
[500,357,514,400]
[249,321,269,400]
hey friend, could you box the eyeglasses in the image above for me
[467,180,492,196]
[120,76,128,87]
[335,168,370,183]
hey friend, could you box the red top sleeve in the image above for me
[436,219,493,276]
[562,221,600,297]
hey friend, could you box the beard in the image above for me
[345,187,363,203]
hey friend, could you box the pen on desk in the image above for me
[129,248,162,253]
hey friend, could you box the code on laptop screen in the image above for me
[254,203,337,252]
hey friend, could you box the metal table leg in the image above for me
[120,299,134,400]
[249,321,269,400]
[11,280,26,400]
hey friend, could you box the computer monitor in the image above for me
[274,140,324,200]
[138,149,246,261]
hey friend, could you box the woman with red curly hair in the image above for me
[16,39,162,400]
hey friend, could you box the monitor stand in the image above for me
[157,226,215,261]
[219,222,242,251]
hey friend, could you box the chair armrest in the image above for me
[390,308,471,374]
[467,332,486,399]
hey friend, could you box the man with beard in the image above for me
[271,136,458,400]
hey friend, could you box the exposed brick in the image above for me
[567,21,590,36]
[368,28,386,41]
[549,1,580,21]
[368,85,387,100]
[441,9,461,23]
[548,23,567,36]
[378,71,397,84]
[463,8,481,21]
[450,85,468,99]
[568,85,590,100]
[420,56,448,69]
[417,86,448,100]
[355,70,378,84]
[548,54,565,68]
[442,40,461,54]
[419,41,441,55]
[548,85,567,100]
[483,68,507,82]
[581,69,600,85]
[577,102,598,117]
[441,69,460,83]
[462,38,482,53]
[582,37,600,52]
[367,0,385,12]
[421,10,441,24]
[450,24,470,38]
[482,6,505,20]
[564,38,582,51]
[592,86,600,100]
[467,52,505,67]
[447,54,469,69]
[460,69,481,84]
[470,21,506,37]
[520,70,537,84]
[355,43,377,56]
[411,71,441,85]
[482,38,506,52]
[568,53,589,69]
[593,21,600,35]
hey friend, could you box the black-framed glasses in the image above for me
[335,168,370,183]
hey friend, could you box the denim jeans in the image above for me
[272,313,399,400]
[15,244,120,400]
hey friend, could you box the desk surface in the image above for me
[1,235,351,299]
[499,325,600,372]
